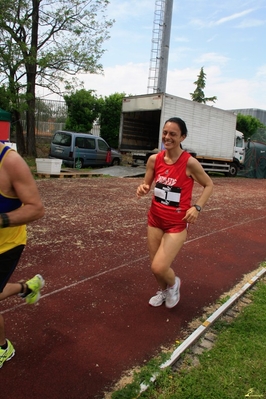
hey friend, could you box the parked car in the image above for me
[49,131,122,168]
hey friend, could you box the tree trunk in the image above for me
[26,93,37,157]
[25,0,39,157]
[14,110,26,155]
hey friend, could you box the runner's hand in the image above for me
[182,207,200,224]
[137,184,150,198]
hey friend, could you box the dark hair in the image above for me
[164,117,188,137]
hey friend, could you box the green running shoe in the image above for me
[0,339,15,368]
[25,274,45,304]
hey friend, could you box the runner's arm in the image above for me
[183,157,213,223]
[1,151,44,227]
[136,154,156,198]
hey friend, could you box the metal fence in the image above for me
[35,121,66,136]
[22,98,100,137]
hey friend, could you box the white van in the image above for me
[49,131,122,168]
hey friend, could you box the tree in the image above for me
[236,114,265,141]
[64,89,101,133]
[0,84,26,149]
[0,0,114,156]
[190,67,217,104]
[99,93,125,148]
[0,85,11,112]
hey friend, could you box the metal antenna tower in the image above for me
[147,0,173,94]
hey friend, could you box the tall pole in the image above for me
[147,0,173,94]
[157,0,173,93]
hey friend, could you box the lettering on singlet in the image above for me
[154,182,181,207]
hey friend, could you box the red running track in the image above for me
[1,177,266,398]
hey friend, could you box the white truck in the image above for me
[118,93,245,177]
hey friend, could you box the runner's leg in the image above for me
[147,226,187,290]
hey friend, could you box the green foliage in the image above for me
[0,85,11,112]
[236,113,265,141]
[0,0,114,91]
[63,90,125,143]
[99,92,125,148]
[190,67,217,104]
[0,84,27,139]
[64,89,101,133]
[0,0,114,155]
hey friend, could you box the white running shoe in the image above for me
[149,290,167,307]
[165,277,181,308]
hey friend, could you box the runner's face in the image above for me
[162,122,185,149]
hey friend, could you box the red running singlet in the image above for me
[148,150,194,233]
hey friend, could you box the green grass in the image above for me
[24,157,37,169]
[111,267,266,399]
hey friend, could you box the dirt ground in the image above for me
[1,174,266,399]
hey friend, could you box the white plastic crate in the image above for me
[36,158,62,174]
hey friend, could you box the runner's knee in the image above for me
[151,262,168,277]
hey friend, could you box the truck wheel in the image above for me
[111,158,120,166]
[75,158,83,169]
[226,163,238,177]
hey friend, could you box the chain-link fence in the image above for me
[35,98,67,136]
[22,98,100,137]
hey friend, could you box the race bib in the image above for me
[154,182,181,207]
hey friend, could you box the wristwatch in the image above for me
[193,204,201,212]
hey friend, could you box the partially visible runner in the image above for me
[136,117,213,308]
[0,142,45,368]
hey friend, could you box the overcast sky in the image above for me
[46,0,266,111]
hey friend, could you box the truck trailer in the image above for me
[118,93,245,177]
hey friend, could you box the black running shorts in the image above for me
[0,245,25,292]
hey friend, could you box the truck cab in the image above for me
[234,131,245,166]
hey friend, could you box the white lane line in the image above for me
[2,256,148,314]
[3,215,265,314]
[185,215,266,244]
